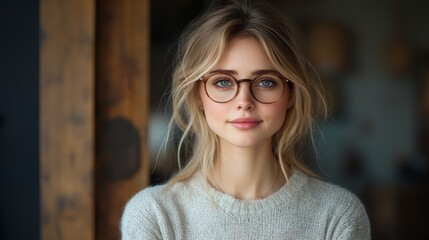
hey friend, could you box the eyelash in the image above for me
[213,79,234,88]
[256,79,276,88]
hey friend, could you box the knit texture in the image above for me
[121,170,371,239]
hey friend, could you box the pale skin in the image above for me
[199,36,293,200]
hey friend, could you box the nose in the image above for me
[235,81,255,111]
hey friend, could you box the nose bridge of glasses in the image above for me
[234,79,257,103]
[236,78,254,93]
[237,78,253,89]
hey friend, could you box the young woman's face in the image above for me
[199,36,292,149]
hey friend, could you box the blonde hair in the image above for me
[162,0,327,187]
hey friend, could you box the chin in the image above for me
[225,138,270,149]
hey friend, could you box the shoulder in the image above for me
[121,179,199,239]
[121,179,197,237]
[124,179,192,206]
[302,175,366,216]
[124,184,165,211]
[305,176,362,205]
[120,185,165,239]
[292,171,364,208]
[120,182,185,238]
[300,175,371,239]
[122,181,190,217]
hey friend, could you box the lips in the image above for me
[228,118,262,130]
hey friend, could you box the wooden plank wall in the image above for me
[40,0,150,239]
[95,0,150,239]
[40,0,95,239]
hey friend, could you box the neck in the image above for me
[211,140,285,200]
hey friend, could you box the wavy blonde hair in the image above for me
[162,0,327,187]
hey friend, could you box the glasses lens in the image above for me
[205,74,238,102]
[252,74,284,103]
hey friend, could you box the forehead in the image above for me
[213,36,274,74]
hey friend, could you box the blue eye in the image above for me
[217,80,230,87]
[257,79,275,87]
[214,79,233,88]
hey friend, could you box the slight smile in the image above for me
[228,118,262,130]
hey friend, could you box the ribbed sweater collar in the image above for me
[188,170,308,214]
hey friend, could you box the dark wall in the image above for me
[0,0,40,239]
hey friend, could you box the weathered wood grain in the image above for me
[40,0,95,239]
[95,0,150,239]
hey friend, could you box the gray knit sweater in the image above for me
[121,170,370,239]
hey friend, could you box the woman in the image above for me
[121,1,371,239]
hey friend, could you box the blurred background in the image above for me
[1,0,429,239]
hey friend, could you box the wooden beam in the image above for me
[40,0,95,239]
[95,0,150,239]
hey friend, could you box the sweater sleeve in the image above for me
[121,189,161,240]
[331,192,371,240]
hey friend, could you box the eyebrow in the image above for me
[207,69,280,76]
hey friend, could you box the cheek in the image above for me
[202,102,225,127]
[199,86,225,127]
[267,100,289,128]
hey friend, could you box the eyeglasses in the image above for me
[199,71,290,103]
